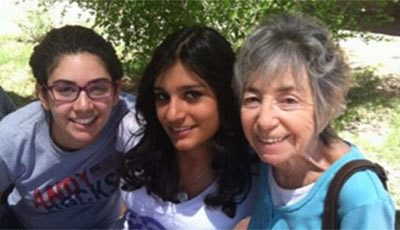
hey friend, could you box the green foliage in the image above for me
[333,70,400,208]
[37,0,393,80]
[337,100,400,208]
[334,68,398,131]
[0,35,35,106]
[382,106,400,162]
[15,3,55,43]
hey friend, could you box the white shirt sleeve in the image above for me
[116,111,142,153]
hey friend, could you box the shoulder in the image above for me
[110,92,137,125]
[331,145,394,212]
[0,88,16,117]
[121,186,165,213]
[0,102,47,186]
[339,168,392,209]
[236,174,259,220]
[118,92,136,111]
[338,166,395,228]
[0,101,48,165]
[0,101,45,135]
[116,110,142,153]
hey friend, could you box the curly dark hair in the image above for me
[119,26,252,218]
[29,25,122,86]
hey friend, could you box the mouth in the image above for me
[70,116,97,126]
[256,135,288,144]
[168,125,194,138]
[171,126,192,132]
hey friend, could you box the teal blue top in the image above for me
[248,144,395,229]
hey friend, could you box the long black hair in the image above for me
[120,26,252,218]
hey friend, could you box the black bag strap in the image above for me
[322,159,388,229]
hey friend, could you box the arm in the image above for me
[116,111,141,153]
[339,170,395,229]
[0,87,16,119]
[341,201,395,229]
[233,217,250,230]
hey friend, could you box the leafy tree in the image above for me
[16,4,55,43]
[38,0,393,81]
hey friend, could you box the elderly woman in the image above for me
[233,13,395,229]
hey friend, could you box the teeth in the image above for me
[258,136,285,144]
[72,117,95,125]
[172,127,191,131]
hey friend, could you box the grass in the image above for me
[0,35,35,106]
[1,34,399,209]
[336,69,400,208]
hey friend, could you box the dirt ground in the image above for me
[339,32,400,77]
[340,31,400,228]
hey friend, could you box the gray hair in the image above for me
[234,13,350,143]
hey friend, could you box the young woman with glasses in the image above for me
[0,25,139,228]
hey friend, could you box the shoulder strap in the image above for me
[322,159,388,229]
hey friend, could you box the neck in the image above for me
[272,140,327,189]
[177,148,215,199]
[273,139,348,189]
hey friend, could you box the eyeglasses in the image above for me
[42,79,116,102]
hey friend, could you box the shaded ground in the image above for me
[339,32,400,137]
[339,33,400,76]
[367,2,400,37]
[339,30,400,228]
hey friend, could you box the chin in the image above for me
[174,146,192,152]
[173,142,195,152]
[257,153,283,165]
[71,134,97,147]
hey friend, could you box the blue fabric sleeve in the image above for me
[0,156,11,192]
[341,200,395,229]
[0,87,16,121]
[0,127,13,192]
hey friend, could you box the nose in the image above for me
[73,91,93,111]
[256,101,278,132]
[165,98,185,123]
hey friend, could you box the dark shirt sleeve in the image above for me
[0,87,16,121]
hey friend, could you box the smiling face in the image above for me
[240,69,317,166]
[38,52,120,150]
[154,61,220,153]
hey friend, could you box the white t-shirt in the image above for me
[268,167,314,206]
[121,180,257,230]
[117,112,257,229]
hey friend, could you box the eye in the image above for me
[184,90,201,101]
[88,83,111,95]
[242,93,260,108]
[52,84,78,96]
[278,96,301,110]
[281,97,298,104]
[154,91,169,102]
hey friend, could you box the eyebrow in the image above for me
[52,79,75,85]
[51,77,111,85]
[154,83,207,91]
[275,85,296,93]
[243,85,259,94]
[244,84,297,94]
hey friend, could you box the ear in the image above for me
[112,80,121,106]
[36,83,51,111]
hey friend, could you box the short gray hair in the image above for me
[234,13,350,143]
